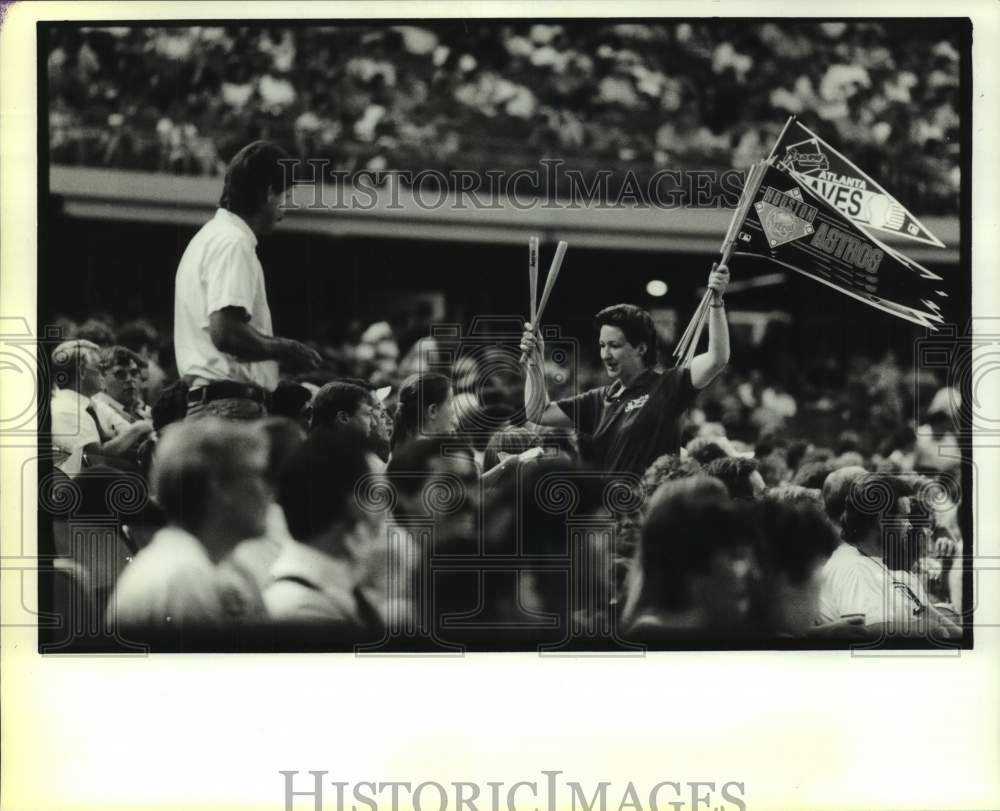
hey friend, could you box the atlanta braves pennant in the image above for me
[770,117,946,249]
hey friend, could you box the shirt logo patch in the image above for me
[624,394,649,413]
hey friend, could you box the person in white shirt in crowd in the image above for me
[91,345,152,438]
[49,339,153,475]
[264,427,388,632]
[216,417,306,622]
[174,140,320,421]
[818,467,961,640]
[106,418,271,636]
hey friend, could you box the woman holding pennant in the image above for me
[519,262,731,477]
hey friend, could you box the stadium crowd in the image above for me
[43,311,965,650]
[48,22,960,213]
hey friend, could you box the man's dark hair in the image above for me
[76,319,116,347]
[258,416,306,486]
[703,456,761,500]
[594,304,657,367]
[839,473,915,546]
[753,499,839,585]
[641,453,703,498]
[116,319,160,354]
[685,436,730,465]
[791,459,836,490]
[309,381,372,431]
[99,345,145,372]
[219,140,292,219]
[277,428,372,543]
[385,437,475,526]
[638,476,755,612]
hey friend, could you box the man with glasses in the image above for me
[91,346,153,439]
[49,339,153,475]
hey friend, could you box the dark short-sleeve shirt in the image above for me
[555,368,697,476]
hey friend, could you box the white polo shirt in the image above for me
[50,387,100,469]
[174,208,279,392]
[818,542,929,628]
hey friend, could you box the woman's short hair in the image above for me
[219,140,292,219]
[594,304,657,367]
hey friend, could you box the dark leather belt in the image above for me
[187,381,272,409]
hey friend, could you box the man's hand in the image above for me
[707,262,730,303]
[519,322,545,364]
[279,338,322,371]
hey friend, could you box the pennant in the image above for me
[770,117,946,248]
[731,162,947,330]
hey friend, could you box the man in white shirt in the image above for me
[49,340,152,474]
[174,140,320,420]
[106,418,271,638]
[818,469,961,640]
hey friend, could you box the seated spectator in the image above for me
[791,459,837,490]
[753,498,840,636]
[764,483,825,512]
[623,476,760,639]
[337,378,394,464]
[391,372,456,451]
[117,318,168,405]
[641,453,703,498]
[263,428,386,633]
[684,435,732,465]
[308,380,378,440]
[703,456,766,500]
[817,471,961,639]
[482,424,537,473]
[218,417,307,620]
[75,318,116,347]
[385,436,479,547]
[92,346,152,437]
[106,418,271,637]
[477,459,618,650]
[49,339,152,475]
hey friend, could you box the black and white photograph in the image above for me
[29,16,975,653]
[4,5,1000,811]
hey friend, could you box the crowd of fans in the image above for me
[43,310,965,651]
[48,22,961,213]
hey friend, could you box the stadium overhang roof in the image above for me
[51,165,958,265]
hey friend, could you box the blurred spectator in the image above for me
[49,339,153,474]
[817,472,961,638]
[391,372,456,450]
[624,476,760,639]
[703,456,766,500]
[264,427,385,632]
[106,418,270,634]
[752,499,839,636]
